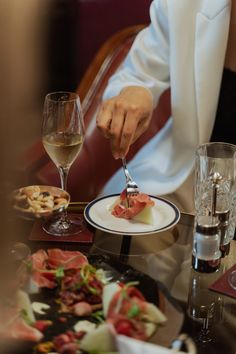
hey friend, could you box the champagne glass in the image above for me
[42,91,85,236]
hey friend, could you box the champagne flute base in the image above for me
[43,214,85,236]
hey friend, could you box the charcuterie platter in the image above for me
[0,249,183,354]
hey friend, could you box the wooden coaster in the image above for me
[209,263,236,299]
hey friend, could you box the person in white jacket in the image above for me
[96,0,235,213]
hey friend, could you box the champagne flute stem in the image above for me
[59,166,69,191]
[58,166,70,225]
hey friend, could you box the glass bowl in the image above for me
[12,185,70,219]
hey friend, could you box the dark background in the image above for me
[46,0,152,92]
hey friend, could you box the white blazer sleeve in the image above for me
[103,0,170,107]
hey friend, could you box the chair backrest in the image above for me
[35,25,171,201]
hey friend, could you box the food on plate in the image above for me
[12,185,69,216]
[0,290,44,343]
[30,249,104,317]
[1,315,44,342]
[111,190,155,224]
[80,281,167,352]
[79,323,115,353]
[2,248,167,354]
[32,302,50,315]
[30,248,89,289]
[32,248,88,271]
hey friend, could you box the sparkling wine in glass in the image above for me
[42,91,85,236]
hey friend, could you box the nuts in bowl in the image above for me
[12,185,70,218]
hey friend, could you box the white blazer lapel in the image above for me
[194,0,231,143]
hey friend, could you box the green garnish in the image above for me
[87,285,99,295]
[20,309,33,325]
[120,287,128,300]
[91,310,105,323]
[127,302,140,318]
[55,267,65,280]
[24,259,33,272]
[75,264,101,295]
[124,281,140,288]
[80,264,96,280]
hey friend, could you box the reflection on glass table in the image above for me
[90,212,236,354]
[187,269,224,344]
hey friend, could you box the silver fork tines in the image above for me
[121,158,139,207]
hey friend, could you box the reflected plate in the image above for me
[84,194,180,235]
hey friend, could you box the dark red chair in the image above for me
[19,25,170,201]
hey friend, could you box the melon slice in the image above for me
[80,323,115,352]
[110,190,155,225]
[132,204,154,225]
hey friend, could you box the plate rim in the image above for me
[84,194,180,236]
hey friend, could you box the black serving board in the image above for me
[3,254,182,354]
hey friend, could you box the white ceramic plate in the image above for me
[84,194,180,235]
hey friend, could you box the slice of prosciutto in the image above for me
[47,249,88,270]
[31,249,48,269]
[31,249,88,271]
[30,249,88,289]
[111,190,154,222]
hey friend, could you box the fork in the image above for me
[121,158,139,207]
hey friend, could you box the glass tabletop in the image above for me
[7,207,236,354]
[90,212,236,354]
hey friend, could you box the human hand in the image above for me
[96,86,153,159]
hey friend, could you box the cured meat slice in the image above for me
[47,249,88,269]
[31,249,48,269]
[111,190,155,224]
[30,249,58,288]
[30,249,88,288]
[103,283,167,341]
[106,285,147,340]
[32,270,57,289]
